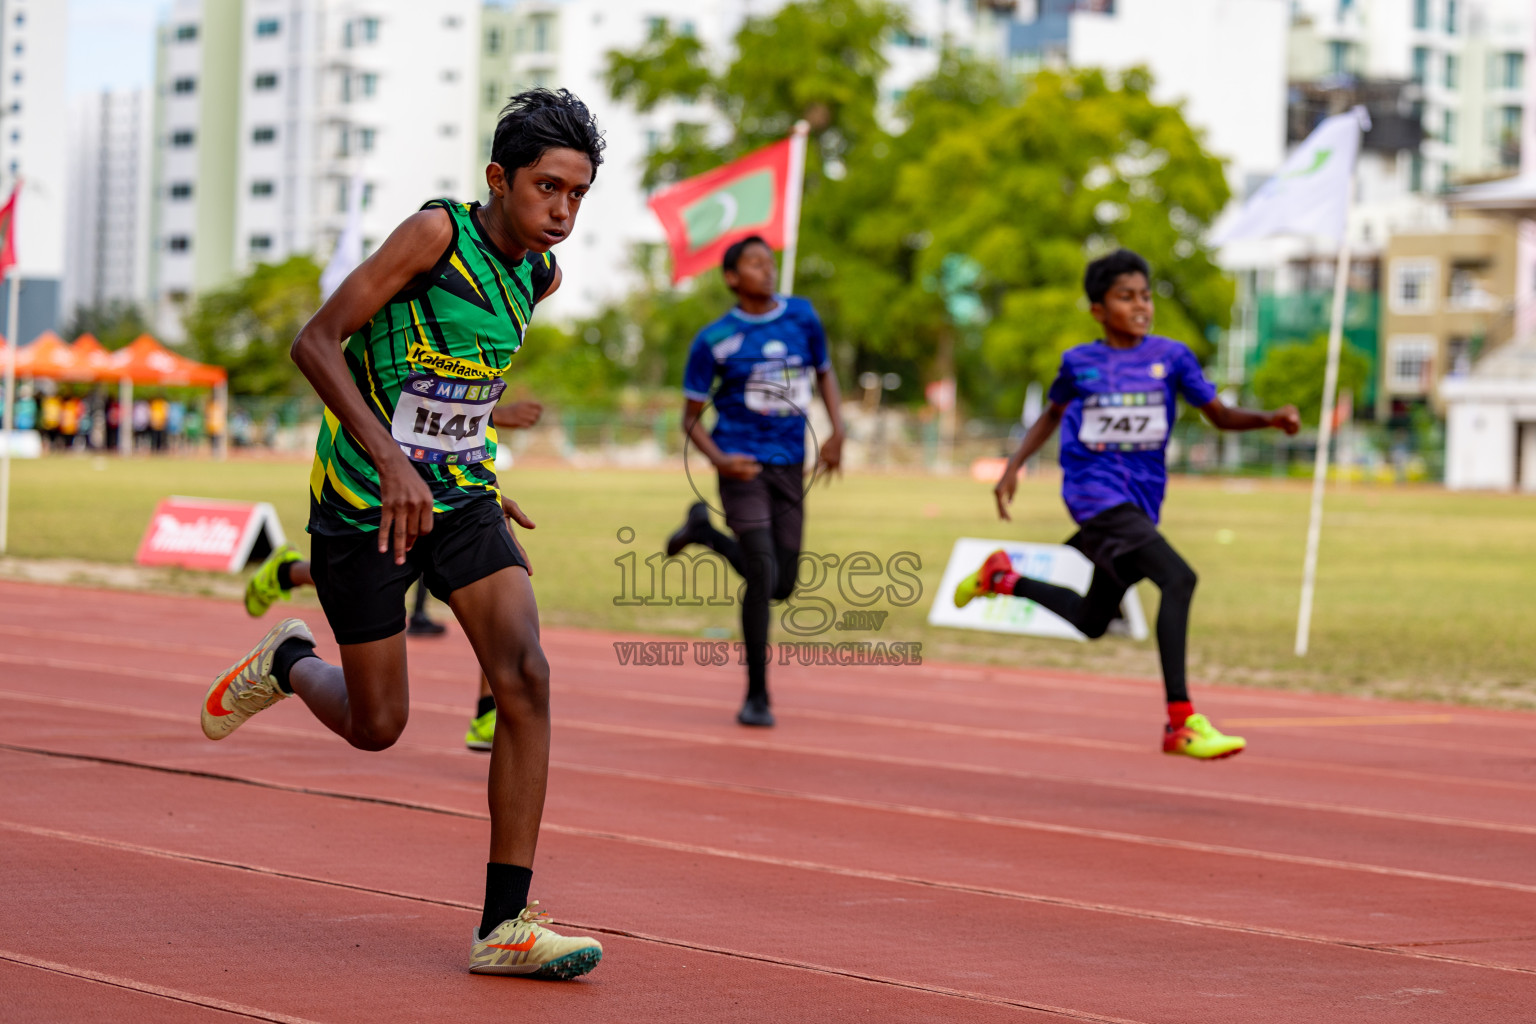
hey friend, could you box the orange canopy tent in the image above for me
[69,334,115,379]
[106,334,227,387]
[0,332,95,381]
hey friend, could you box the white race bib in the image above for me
[1077,392,1169,451]
[390,372,505,465]
[744,362,814,417]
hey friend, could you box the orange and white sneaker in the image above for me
[469,901,603,979]
[200,618,314,740]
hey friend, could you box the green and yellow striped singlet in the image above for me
[309,199,555,535]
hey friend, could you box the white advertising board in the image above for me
[927,537,1148,642]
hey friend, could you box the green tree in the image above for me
[182,256,321,396]
[1251,335,1370,425]
[62,300,152,350]
[606,5,1235,419]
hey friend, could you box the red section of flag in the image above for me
[647,138,793,283]
[0,183,19,278]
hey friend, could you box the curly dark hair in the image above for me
[491,88,606,180]
[1083,248,1151,304]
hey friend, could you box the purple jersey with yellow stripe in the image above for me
[1047,335,1217,525]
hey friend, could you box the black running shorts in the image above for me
[718,463,805,552]
[309,498,526,645]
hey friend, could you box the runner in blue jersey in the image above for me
[954,249,1299,759]
[664,235,846,727]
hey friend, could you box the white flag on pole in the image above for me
[320,175,365,300]
[1213,106,1370,246]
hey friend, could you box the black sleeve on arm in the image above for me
[530,252,558,304]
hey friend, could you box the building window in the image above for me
[167,235,191,253]
[253,72,279,90]
[1444,53,1458,90]
[1412,0,1428,29]
[172,76,196,95]
[170,129,195,147]
[1502,52,1525,91]
[250,180,275,197]
[1328,41,1355,76]
[1444,0,1457,34]
[441,69,459,83]
[1448,261,1492,309]
[249,235,273,254]
[645,16,667,41]
[1388,337,1435,391]
[252,126,276,144]
[484,81,500,106]
[532,15,552,52]
[1498,106,1522,167]
[1390,258,1437,314]
[169,182,194,200]
[486,27,502,54]
[1411,46,1429,84]
[359,72,378,97]
[1442,109,1455,144]
[443,15,461,29]
[362,183,375,209]
[439,123,457,137]
[175,23,198,42]
[359,127,376,151]
[361,17,379,42]
[255,18,280,37]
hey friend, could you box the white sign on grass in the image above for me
[927,537,1148,642]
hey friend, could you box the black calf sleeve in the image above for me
[738,529,777,702]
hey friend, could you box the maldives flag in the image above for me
[0,183,17,276]
[648,138,794,283]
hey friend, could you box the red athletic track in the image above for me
[2,580,1535,1022]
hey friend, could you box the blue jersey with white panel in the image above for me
[682,296,831,467]
[1047,335,1218,525]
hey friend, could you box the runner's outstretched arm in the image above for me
[994,401,1066,521]
[1200,399,1301,435]
[291,209,453,564]
[815,368,846,479]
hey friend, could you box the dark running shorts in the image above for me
[309,497,526,645]
[1066,502,1163,585]
[718,462,806,552]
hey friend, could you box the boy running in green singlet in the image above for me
[202,90,604,978]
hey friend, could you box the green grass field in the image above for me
[7,454,1535,707]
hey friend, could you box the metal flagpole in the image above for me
[1294,177,1355,657]
[778,120,810,296]
[0,269,18,554]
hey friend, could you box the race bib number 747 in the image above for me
[390,372,505,465]
[1077,391,1169,451]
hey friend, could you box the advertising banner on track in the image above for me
[927,538,1148,642]
[135,496,286,574]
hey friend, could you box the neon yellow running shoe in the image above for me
[465,708,495,751]
[469,901,603,978]
[245,544,302,617]
[953,549,1014,608]
[201,618,313,741]
[1163,713,1246,760]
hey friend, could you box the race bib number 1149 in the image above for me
[1077,391,1169,451]
[390,373,505,465]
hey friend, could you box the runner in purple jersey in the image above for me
[954,249,1300,759]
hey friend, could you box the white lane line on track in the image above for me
[4,814,1534,991]
[0,948,328,1024]
[6,647,1536,797]
[8,749,1536,976]
[6,685,1536,851]
[0,821,1149,1023]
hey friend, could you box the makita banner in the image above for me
[135,497,286,573]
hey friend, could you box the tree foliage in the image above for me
[182,256,320,396]
[1251,335,1371,426]
[605,2,1236,418]
[62,301,152,351]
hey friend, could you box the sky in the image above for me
[66,0,166,98]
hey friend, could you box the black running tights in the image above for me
[1010,537,1196,704]
[696,526,797,702]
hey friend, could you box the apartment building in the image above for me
[0,0,67,343]
[63,90,153,322]
[147,0,479,338]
